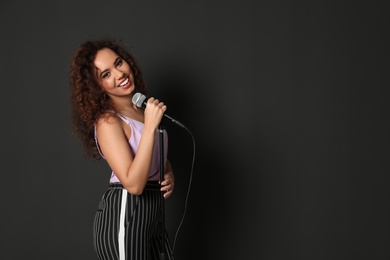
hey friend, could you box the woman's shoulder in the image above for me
[96,112,123,128]
[95,112,132,142]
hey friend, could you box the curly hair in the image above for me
[69,38,147,160]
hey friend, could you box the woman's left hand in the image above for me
[160,172,174,199]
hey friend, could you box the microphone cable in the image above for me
[171,122,195,253]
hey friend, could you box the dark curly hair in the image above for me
[69,38,147,160]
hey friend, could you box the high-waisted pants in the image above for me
[93,182,175,260]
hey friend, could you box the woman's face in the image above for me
[94,48,135,97]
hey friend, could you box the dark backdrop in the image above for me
[1,1,389,259]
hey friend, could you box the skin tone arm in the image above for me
[96,98,174,196]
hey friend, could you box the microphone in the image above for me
[132,92,185,128]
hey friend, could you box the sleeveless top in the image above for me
[94,113,168,183]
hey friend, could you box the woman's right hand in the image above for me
[143,97,167,130]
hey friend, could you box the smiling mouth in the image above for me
[119,77,129,87]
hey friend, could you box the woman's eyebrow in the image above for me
[99,68,108,78]
[114,57,121,65]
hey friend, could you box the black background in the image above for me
[1,1,389,259]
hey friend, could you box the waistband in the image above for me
[109,181,160,190]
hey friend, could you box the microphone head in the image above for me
[132,92,147,108]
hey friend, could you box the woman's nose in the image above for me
[114,68,125,79]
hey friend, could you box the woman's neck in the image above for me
[114,100,144,121]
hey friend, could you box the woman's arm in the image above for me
[96,98,166,195]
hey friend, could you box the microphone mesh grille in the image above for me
[132,92,146,108]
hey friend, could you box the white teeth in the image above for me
[120,78,129,86]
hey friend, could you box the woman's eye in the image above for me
[102,72,110,79]
[116,59,123,67]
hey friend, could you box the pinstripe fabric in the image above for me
[118,189,128,259]
[93,183,175,260]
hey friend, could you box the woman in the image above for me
[69,38,175,260]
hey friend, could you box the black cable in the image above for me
[172,123,196,252]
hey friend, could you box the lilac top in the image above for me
[94,113,168,183]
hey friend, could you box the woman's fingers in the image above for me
[161,177,174,199]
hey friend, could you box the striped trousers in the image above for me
[93,182,175,260]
